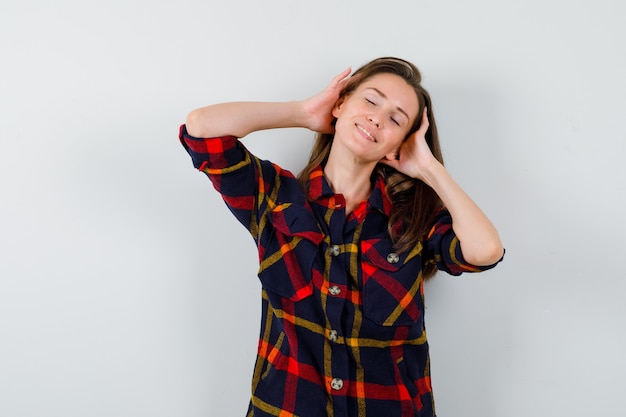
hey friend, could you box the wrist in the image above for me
[289,100,311,129]
[418,158,445,188]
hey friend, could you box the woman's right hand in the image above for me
[300,68,352,134]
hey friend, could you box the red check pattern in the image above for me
[179,125,502,417]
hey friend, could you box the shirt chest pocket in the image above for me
[257,203,324,302]
[360,238,424,327]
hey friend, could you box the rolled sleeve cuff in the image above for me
[428,208,504,276]
[178,124,243,172]
[442,236,504,276]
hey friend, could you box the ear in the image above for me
[331,97,345,118]
[384,148,400,161]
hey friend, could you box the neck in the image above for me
[324,148,376,213]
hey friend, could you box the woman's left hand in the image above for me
[380,107,439,182]
[382,107,504,265]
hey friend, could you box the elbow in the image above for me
[185,109,205,138]
[483,242,505,266]
[463,240,505,267]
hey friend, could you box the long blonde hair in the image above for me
[298,57,444,278]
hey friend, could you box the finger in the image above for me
[331,67,352,87]
[416,107,429,134]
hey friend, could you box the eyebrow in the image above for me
[365,87,411,120]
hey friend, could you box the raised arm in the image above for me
[382,108,504,266]
[185,68,352,139]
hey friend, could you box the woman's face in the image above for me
[332,72,419,164]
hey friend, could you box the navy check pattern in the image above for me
[179,125,501,417]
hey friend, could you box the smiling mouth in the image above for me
[356,124,377,142]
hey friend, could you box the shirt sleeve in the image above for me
[424,207,503,276]
[178,124,263,238]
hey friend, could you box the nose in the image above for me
[367,114,380,127]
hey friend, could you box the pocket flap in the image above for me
[267,203,324,245]
[361,238,424,326]
[257,203,322,301]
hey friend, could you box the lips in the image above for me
[356,123,377,143]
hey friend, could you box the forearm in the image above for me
[422,162,504,266]
[185,101,309,138]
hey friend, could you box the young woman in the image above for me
[179,57,504,417]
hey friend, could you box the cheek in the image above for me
[332,117,353,139]
[386,135,405,152]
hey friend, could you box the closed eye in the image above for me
[365,98,376,105]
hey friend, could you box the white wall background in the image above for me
[1,0,624,416]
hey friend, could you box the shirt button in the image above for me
[329,329,338,342]
[331,378,344,391]
[329,244,340,257]
[387,252,400,264]
[328,285,341,296]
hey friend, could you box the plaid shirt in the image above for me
[179,125,501,417]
